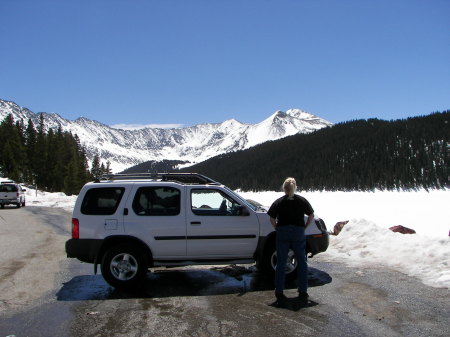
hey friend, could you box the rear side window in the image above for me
[81,187,125,215]
[132,186,180,216]
[0,184,18,192]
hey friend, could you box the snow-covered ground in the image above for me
[9,183,450,289]
[240,189,450,289]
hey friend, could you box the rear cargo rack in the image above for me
[96,173,220,185]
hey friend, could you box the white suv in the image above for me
[65,173,329,288]
[0,181,26,208]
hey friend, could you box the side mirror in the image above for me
[237,205,250,216]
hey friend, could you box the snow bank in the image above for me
[323,219,450,289]
[25,189,77,211]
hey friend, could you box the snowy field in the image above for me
[10,183,450,289]
[240,189,450,289]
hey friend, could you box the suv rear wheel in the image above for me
[101,244,148,289]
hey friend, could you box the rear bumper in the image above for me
[0,199,19,204]
[65,239,103,263]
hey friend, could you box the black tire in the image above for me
[16,202,21,208]
[260,239,298,281]
[101,244,148,289]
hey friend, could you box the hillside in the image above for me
[180,111,449,191]
[0,99,332,172]
[120,160,186,174]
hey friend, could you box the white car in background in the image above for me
[0,181,26,208]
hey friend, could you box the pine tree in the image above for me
[50,126,66,191]
[105,161,112,175]
[64,157,79,195]
[24,118,37,184]
[0,114,25,181]
[1,142,19,181]
[34,114,48,189]
[90,154,102,179]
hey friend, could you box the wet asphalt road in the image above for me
[0,207,449,337]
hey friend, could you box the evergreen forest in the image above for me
[180,111,449,191]
[0,113,110,195]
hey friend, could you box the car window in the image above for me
[191,189,241,216]
[0,184,18,192]
[132,186,180,216]
[81,187,125,215]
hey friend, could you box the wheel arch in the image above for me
[255,231,276,270]
[94,235,154,274]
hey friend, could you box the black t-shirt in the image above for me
[267,194,314,227]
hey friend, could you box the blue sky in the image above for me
[1,0,449,127]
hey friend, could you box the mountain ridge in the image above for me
[0,98,333,172]
[180,111,449,191]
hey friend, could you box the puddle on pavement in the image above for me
[56,264,331,301]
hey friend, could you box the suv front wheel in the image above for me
[101,244,148,289]
[261,240,299,280]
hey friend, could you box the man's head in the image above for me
[282,177,297,198]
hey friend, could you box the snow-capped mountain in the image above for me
[0,99,333,172]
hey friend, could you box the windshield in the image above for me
[0,184,18,192]
[222,186,259,211]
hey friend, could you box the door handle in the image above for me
[190,221,201,225]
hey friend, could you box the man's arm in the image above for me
[305,214,314,227]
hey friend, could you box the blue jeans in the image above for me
[275,225,308,294]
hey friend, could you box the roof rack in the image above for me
[96,173,221,185]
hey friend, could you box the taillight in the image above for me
[72,218,80,239]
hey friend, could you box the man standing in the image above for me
[267,177,314,306]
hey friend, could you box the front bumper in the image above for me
[306,232,330,256]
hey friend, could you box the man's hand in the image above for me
[270,217,277,228]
